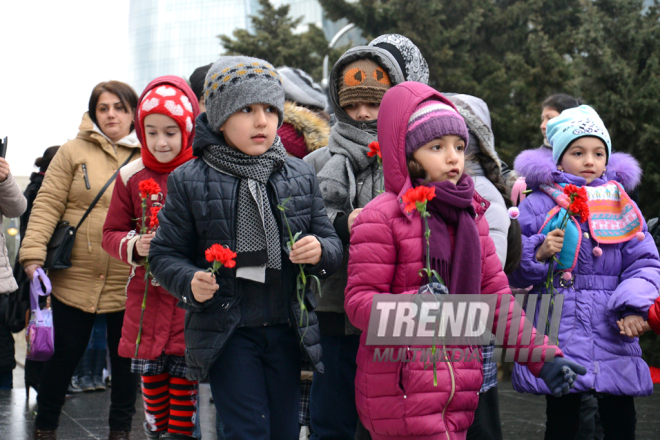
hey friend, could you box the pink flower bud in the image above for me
[636,232,645,241]
[508,207,520,220]
[593,246,603,257]
[562,272,572,281]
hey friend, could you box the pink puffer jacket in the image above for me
[345,82,561,440]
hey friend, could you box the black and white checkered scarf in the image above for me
[202,137,287,280]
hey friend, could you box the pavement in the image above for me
[2,332,660,439]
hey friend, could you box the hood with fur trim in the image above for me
[514,147,641,192]
[281,101,329,153]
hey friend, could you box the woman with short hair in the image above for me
[20,80,141,440]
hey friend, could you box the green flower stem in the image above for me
[278,199,312,329]
[417,200,444,387]
[378,157,384,194]
[135,197,149,357]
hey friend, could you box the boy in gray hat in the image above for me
[149,56,342,440]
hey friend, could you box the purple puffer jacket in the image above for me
[345,82,561,440]
[510,147,660,396]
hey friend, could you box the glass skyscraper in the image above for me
[129,0,260,93]
[128,0,361,93]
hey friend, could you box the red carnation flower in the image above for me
[148,206,161,230]
[564,184,589,223]
[205,244,237,273]
[402,186,436,214]
[139,178,161,199]
[367,141,382,159]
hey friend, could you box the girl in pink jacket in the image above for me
[344,82,585,440]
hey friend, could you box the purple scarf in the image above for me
[421,173,481,296]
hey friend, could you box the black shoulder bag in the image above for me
[43,150,136,270]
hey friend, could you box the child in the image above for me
[510,105,660,439]
[147,56,343,440]
[102,76,200,439]
[345,81,578,439]
[304,39,420,438]
[448,94,520,440]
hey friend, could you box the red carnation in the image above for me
[148,206,161,230]
[564,184,589,223]
[205,244,237,274]
[139,178,161,199]
[367,141,381,159]
[402,186,436,214]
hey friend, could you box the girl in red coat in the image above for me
[102,76,200,439]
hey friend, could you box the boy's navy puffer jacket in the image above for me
[149,114,343,381]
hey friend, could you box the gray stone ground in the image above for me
[2,333,659,439]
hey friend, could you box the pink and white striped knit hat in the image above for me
[405,98,469,157]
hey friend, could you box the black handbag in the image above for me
[43,150,136,270]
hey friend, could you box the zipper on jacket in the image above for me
[81,164,91,190]
[441,344,456,440]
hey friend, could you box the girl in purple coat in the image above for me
[510,104,660,439]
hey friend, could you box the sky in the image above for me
[0,0,132,178]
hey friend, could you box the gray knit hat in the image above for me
[277,67,328,111]
[204,56,285,132]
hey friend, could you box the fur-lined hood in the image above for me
[282,101,329,153]
[514,147,641,192]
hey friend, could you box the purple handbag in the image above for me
[25,268,54,361]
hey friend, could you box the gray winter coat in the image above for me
[304,45,409,331]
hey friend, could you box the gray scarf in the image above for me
[317,122,379,221]
[202,138,287,282]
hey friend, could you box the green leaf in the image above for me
[311,275,322,298]
[293,231,302,243]
[430,270,445,285]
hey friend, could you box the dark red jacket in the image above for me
[102,159,185,359]
[101,75,198,360]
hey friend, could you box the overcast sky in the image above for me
[0,0,131,177]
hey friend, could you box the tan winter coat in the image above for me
[19,113,141,313]
[0,174,27,294]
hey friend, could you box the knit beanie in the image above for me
[278,66,328,111]
[136,77,199,173]
[405,98,469,157]
[278,123,308,159]
[189,63,213,101]
[337,58,392,108]
[547,105,611,164]
[203,56,285,133]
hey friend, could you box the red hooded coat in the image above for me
[102,76,199,360]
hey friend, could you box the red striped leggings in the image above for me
[142,373,198,435]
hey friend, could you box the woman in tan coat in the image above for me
[20,81,141,440]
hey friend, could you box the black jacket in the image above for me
[149,115,343,381]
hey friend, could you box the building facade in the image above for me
[129,0,260,93]
[128,0,362,93]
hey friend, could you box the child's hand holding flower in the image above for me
[191,244,237,303]
[191,272,218,303]
[290,236,322,265]
[536,229,565,262]
[136,233,156,257]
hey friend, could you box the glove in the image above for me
[539,357,587,397]
[417,281,448,296]
[415,282,448,319]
